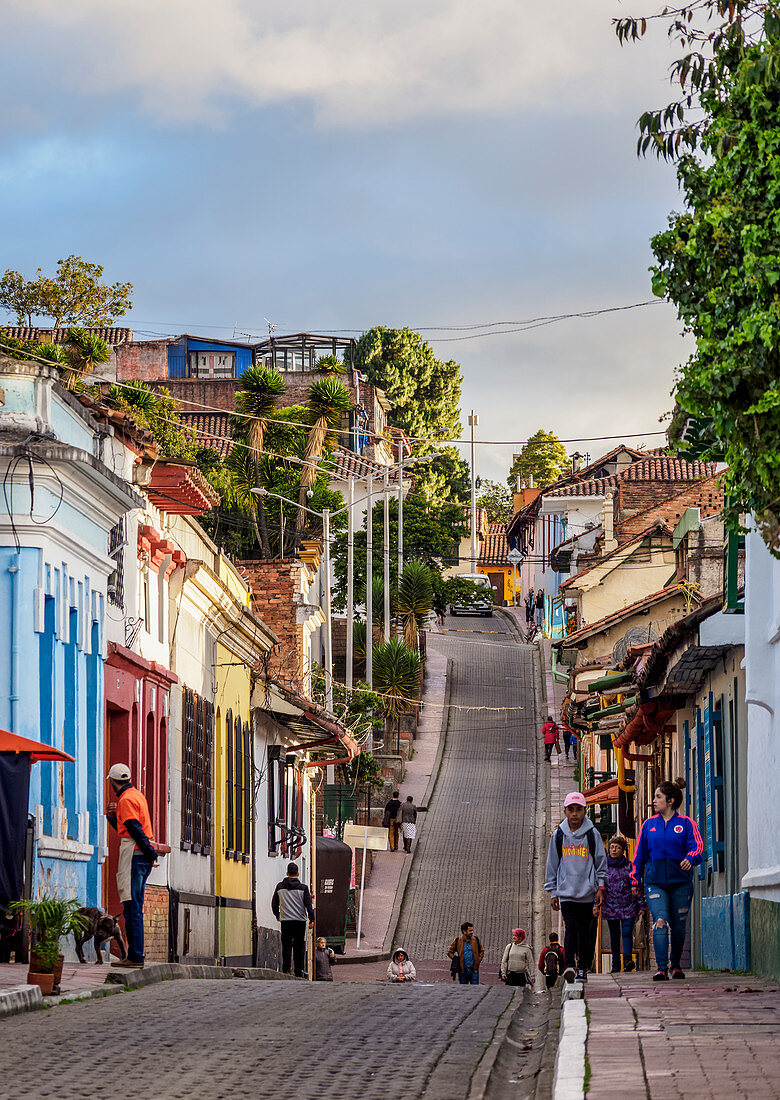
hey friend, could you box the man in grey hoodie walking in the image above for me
[544,791,607,981]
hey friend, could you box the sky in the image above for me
[0,0,690,483]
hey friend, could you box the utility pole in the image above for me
[383,467,390,643]
[366,477,373,688]
[469,411,479,572]
[322,508,333,712]
[346,480,354,690]
[397,438,404,585]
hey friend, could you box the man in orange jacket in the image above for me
[106,764,158,968]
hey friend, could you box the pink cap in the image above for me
[564,791,587,808]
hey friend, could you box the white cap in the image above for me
[107,763,131,782]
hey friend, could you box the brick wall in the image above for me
[159,378,239,412]
[237,559,304,692]
[617,475,725,541]
[143,885,170,961]
[116,340,170,382]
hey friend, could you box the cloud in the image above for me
[8,0,677,129]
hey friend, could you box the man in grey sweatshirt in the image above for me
[544,791,608,980]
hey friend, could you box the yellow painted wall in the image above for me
[215,642,252,927]
[568,542,676,626]
[477,565,516,605]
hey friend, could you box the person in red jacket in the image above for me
[631,779,703,981]
[542,716,560,762]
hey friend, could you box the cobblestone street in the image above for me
[0,615,547,1100]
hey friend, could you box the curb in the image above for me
[419,656,453,811]
[494,605,524,639]
[552,999,587,1100]
[466,990,518,1100]
[382,851,415,956]
[531,640,550,970]
[0,983,43,1019]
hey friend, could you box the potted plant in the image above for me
[9,897,88,995]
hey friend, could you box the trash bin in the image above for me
[316,836,352,955]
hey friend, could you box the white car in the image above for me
[450,573,494,617]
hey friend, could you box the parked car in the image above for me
[450,574,494,617]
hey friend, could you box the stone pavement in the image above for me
[0,977,518,1100]
[395,611,539,965]
[584,970,780,1100]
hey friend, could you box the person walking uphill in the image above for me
[399,795,417,853]
[500,928,535,987]
[383,790,402,852]
[545,791,607,981]
[631,778,703,981]
[543,716,560,763]
[603,835,640,972]
[105,763,160,968]
[448,922,484,985]
[272,861,315,977]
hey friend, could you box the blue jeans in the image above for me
[644,882,693,971]
[123,854,154,962]
[607,917,634,962]
[459,969,479,985]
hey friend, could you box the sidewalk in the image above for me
[583,970,780,1100]
[344,638,448,958]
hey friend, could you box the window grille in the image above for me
[234,713,244,861]
[181,687,213,855]
[107,519,125,609]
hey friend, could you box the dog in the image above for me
[74,907,126,964]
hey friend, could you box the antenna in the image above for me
[263,318,278,339]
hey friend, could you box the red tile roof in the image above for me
[545,473,623,498]
[179,412,233,458]
[145,462,220,515]
[1,326,133,346]
[479,523,508,565]
[619,457,716,481]
[328,451,399,483]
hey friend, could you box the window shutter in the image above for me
[226,709,234,856]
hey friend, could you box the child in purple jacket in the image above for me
[602,835,640,972]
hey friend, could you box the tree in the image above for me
[295,377,352,543]
[353,326,463,445]
[234,365,286,558]
[102,380,198,460]
[620,3,780,551]
[476,478,513,522]
[0,256,133,327]
[507,430,569,489]
[416,446,470,509]
[372,638,424,744]
[396,560,434,648]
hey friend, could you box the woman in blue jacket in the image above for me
[630,779,703,982]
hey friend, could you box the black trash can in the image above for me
[316,836,352,955]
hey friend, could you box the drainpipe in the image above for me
[8,553,20,730]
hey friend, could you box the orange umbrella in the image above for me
[0,729,76,763]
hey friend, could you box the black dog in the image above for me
[74,907,126,964]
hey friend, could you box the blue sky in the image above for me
[1,0,688,481]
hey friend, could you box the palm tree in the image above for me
[234,365,286,558]
[61,327,110,389]
[295,377,352,543]
[372,638,423,751]
[396,560,434,649]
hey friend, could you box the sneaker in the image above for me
[562,967,576,984]
[671,968,686,980]
[653,969,669,981]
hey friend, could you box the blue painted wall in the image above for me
[167,338,254,379]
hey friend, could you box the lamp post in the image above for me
[468,411,479,573]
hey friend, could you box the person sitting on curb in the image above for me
[448,921,484,985]
[500,928,535,987]
[538,932,565,989]
[387,948,417,982]
[544,791,607,983]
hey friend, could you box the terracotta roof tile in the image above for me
[619,457,716,481]
[178,412,234,458]
[479,522,508,564]
[546,473,623,498]
[328,451,399,482]
[1,325,133,346]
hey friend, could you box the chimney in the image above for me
[603,493,617,552]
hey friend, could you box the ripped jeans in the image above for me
[644,881,693,971]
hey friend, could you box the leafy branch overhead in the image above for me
[0,255,133,327]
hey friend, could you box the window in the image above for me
[226,709,234,855]
[226,714,251,862]
[188,351,235,379]
[181,687,213,854]
[107,520,125,609]
[266,747,303,857]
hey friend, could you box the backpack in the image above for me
[544,947,561,976]
[555,826,596,862]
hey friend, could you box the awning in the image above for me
[583,777,619,805]
[0,729,75,763]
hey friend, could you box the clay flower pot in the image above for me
[26,970,55,996]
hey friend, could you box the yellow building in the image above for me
[478,523,514,606]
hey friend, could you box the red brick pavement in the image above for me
[586,971,780,1099]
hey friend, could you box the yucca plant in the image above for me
[316,353,347,375]
[60,327,110,389]
[105,378,158,415]
[396,560,434,649]
[9,896,89,972]
[234,365,286,557]
[372,638,423,719]
[295,377,352,542]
